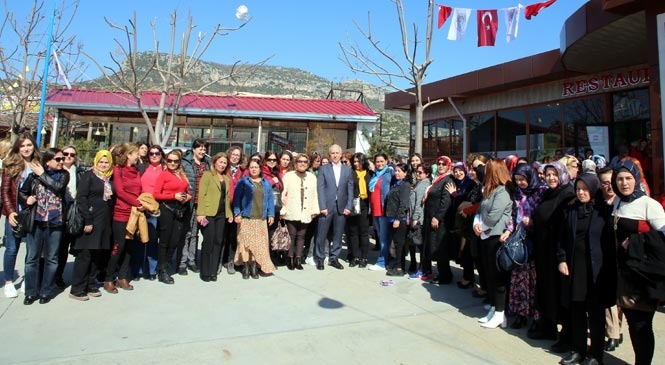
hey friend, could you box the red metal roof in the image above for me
[46,89,377,118]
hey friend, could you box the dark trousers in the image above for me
[423,215,451,279]
[286,220,308,258]
[315,211,346,262]
[221,221,238,266]
[105,221,132,281]
[55,231,74,281]
[70,249,105,294]
[570,301,605,360]
[480,236,508,311]
[303,216,319,259]
[459,239,475,282]
[346,200,370,260]
[470,235,487,291]
[389,220,408,270]
[25,224,62,298]
[158,204,189,272]
[200,215,227,277]
[624,308,656,365]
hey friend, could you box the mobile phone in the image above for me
[200,217,209,227]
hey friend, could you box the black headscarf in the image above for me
[513,162,542,197]
[612,159,646,203]
[575,172,600,217]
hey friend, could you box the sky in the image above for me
[6,0,590,90]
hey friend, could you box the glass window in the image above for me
[563,97,604,158]
[528,103,562,162]
[613,89,649,123]
[497,109,526,157]
[469,113,495,157]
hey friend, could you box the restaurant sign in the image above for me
[562,67,649,97]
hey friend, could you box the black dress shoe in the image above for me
[510,315,527,329]
[210,275,218,282]
[358,259,368,268]
[39,296,51,304]
[147,274,157,281]
[430,275,452,285]
[316,261,325,270]
[329,260,344,270]
[178,267,188,276]
[604,338,620,352]
[386,268,405,276]
[200,275,211,282]
[579,356,600,365]
[551,341,572,354]
[349,258,358,268]
[559,351,584,365]
[23,295,38,305]
[456,280,474,289]
[188,264,200,273]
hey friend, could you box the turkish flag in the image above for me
[438,5,452,29]
[477,10,498,47]
[524,0,557,20]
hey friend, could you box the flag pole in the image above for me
[36,0,57,147]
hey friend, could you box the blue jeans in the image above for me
[25,223,62,298]
[373,216,392,267]
[3,219,21,282]
[130,216,158,276]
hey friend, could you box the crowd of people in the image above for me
[1,132,664,365]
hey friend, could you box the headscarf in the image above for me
[436,156,453,172]
[543,161,570,188]
[612,159,646,203]
[581,159,596,174]
[93,150,114,201]
[591,155,606,169]
[93,150,114,178]
[504,154,519,173]
[452,162,473,197]
[512,163,542,196]
[575,172,600,217]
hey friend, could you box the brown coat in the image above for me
[125,193,160,243]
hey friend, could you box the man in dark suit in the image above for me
[315,144,354,270]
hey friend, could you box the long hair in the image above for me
[114,143,139,167]
[353,152,369,171]
[4,133,41,178]
[483,158,512,198]
[165,149,189,185]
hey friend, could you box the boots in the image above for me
[287,256,295,270]
[294,257,304,270]
[478,306,495,324]
[242,263,250,280]
[481,311,507,329]
[158,270,174,284]
[250,261,259,279]
[103,281,118,294]
[117,279,134,290]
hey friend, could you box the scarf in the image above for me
[369,166,390,192]
[93,168,114,201]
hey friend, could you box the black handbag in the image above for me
[65,200,84,236]
[11,207,34,239]
[496,225,529,272]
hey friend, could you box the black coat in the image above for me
[557,200,616,308]
[384,180,410,221]
[73,170,115,250]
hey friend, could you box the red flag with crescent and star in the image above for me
[477,9,498,47]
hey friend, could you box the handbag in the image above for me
[348,197,361,216]
[407,224,422,247]
[272,188,282,210]
[11,207,34,239]
[270,219,291,251]
[65,200,85,236]
[496,225,529,272]
[616,267,658,312]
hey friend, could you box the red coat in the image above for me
[112,165,142,222]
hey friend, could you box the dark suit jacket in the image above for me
[317,162,354,215]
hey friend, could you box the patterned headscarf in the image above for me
[543,161,570,188]
[612,159,646,203]
[591,155,606,169]
[513,162,542,196]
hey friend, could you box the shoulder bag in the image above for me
[496,224,529,272]
[270,219,291,251]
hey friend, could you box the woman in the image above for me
[473,158,513,329]
[559,155,580,181]
[104,143,142,293]
[136,143,149,171]
[153,150,192,284]
[19,148,69,305]
[278,151,293,179]
[506,163,547,329]
[612,159,665,365]
[463,156,489,297]
[281,153,319,270]
[385,163,411,276]
[2,133,41,298]
[347,153,372,268]
[54,145,81,288]
[408,163,431,279]
[233,159,276,279]
[263,151,284,266]
[367,153,395,271]
[556,172,615,365]
[529,161,576,346]
[407,153,423,185]
[445,162,477,287]
[134,145,164,281]
[196,152,232,282]
[69,150,114,301]
[420,156,454,283]
[308,151,322,176]
[221,145,245,275]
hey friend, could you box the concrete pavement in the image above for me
[0,245,663,365]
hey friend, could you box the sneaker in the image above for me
[367,264,385,271]
[305,257,316,266]
[409,270,423,280]
[4,283,17,298]
[420,273,433,281]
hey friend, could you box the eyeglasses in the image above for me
[149,151,161,156]
[63,152,76,157]
[437,162,447,166]
[166,159,180,164]
[266,158,277,162]
[600,181,611,186]
[54,157,65,163]
[296,160,308,163]
[416,171,425,175]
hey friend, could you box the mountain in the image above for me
[76,53,409,141]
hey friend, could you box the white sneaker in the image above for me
[481,311,507,329]
[367,264,385,271]
[478,306,495,324]
[4,283,17,298]
[305,257,316,266]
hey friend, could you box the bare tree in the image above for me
[339,0,444,155]
[0,0,81,141]
[86,10,250,146]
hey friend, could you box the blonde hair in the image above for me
[114,143,139,166]
[0,140,11,160]
[166,149,189,185]
[4,133,41,178]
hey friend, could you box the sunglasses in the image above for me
[296,160,308,164]
[437,162,447,166]
[416,171,425,175]
[63,152,76,157]
[166,159,180,164]
[53,157,65,163]
[341,160,349,164]
[266,158,277,162]
[149,151,162,156]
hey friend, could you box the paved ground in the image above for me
[0,240,663,365]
